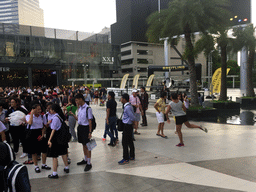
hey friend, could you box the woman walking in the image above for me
[47,104,69,179]
[166,93,208,147]
[154,92,168,138]
[66,98,78,142]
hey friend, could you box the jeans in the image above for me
[105,116,117,144]
[122,124,134,160]
[68,115,77,139]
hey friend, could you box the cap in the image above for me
[52,92,58,96]
[132,89,138,93]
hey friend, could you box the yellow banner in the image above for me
[120,74,129,89]
[132,74,140,89]
[145,74,155,92]
[211,68,230,94]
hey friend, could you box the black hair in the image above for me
[46,102,53,107]
[31,104,41,110]
[51,104,65,120]
[74,93,84,100]
[171,93,178,100]
[140,87,145,91]
[71,98,76,106]
[108,91,115,99]
[121,93,129,102]
[160,92,167,98]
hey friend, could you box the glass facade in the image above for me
[0,23,117,87]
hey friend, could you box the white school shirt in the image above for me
[43,112,54,126]
[50,113,62,131]
[25,114,44,129]
[77,103,93,126]
[0,121,6,132]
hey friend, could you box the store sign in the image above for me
[0,67,10,72]
[102,57,114,64]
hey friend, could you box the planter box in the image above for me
[205,101,240,110]
[187,108,218,122]
[236,97,256,110]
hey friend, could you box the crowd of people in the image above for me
[0,85,208,179]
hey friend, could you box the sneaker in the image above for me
[41,165,51,170]
[201,127,208,133]
[35,167,41,173]
[64,168,69,173]
[19,153,27,159]
[84,164,92,172]
[129,157,135,161]
[67,158,71,165]
[48,174,59,179]
[176,143,184,147]
[118,159,129,165]
[23,160,33,165]
[102,137,106,141]
[77,159,87,165]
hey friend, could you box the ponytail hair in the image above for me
[51,104,65,120]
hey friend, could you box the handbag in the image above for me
[116,111,124,132]
[86,139,97,151]
[24,125,32,140]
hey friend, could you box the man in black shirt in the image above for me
[103,91,118,146]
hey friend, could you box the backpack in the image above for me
[0,142,31,192]
[56,116,71,145]
[86,107,96,132]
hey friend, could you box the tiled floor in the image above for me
[14,98,256,192]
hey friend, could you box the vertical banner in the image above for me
[132,74,140,89]
[145,74,155,92]
[210,68,230,94]
[120,74,129,89]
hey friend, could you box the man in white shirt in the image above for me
[74,93,93,172]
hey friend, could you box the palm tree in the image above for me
[232,24,255,97]
[146,0,230,106]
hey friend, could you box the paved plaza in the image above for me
[14,89,256,192]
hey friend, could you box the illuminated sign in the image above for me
[102,57,114,64]
[0,67,10,72]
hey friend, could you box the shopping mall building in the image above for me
[0,23,118,87]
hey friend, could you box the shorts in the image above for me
[175,115,188,125]
[77,125,90,145]
[156,112,164,123]
[134,113,140,122]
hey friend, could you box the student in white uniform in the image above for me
[74,93,93,172]
[47,104,69,179]
[25,104,51,173]
[0,121,6,142]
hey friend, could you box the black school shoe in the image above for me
[41,165,51,170]
[84,164,92,172]
[35,167,41,173]
[64,168,69,173]
[48,174,59,179]
[77,159,87,165]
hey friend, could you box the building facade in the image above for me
[0,23,116,88]
[0,0,44,27]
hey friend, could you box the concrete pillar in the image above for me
[240,47,247,96]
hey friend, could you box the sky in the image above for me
[40,0,256,33]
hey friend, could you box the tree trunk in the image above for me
[246,49,255,97]
[219,45,227,101]
[184,30,199,106]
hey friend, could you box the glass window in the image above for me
[121,58,133,65]
[137,59,153,64]
[121,50,131,56]
[122,68,133,73]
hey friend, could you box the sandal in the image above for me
[156,134,161,136]
[23,160,34,164]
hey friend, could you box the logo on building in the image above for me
[102,57,114,64]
